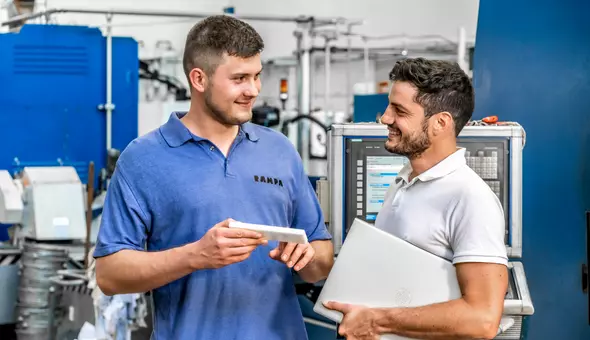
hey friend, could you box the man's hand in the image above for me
[269,241,315,272]
[323,301,380,340]
[192,219,268,269]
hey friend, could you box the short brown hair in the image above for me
[182,15,264,80]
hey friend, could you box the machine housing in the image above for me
[0,24,138,187]
[328,123,524,257]
[0,167,86,241]
[323,122,533,339]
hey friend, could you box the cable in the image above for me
[139,59,189,101]
[280,114,330,137]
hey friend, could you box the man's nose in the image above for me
[380,110,394,125]
[244,80,259,97]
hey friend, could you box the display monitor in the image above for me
[364,155,407,221]
[344,137,509,243]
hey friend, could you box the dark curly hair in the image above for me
[389,58,474,136]
[182,15,264,80]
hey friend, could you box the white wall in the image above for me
[1,0,479,134]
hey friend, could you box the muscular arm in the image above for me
[96,245,197,296]
[374,262,508,339]
[297,239,334,283]
[96,220,266,296]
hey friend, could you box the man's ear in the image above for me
[432,112,454,136]
[189,68,208,93]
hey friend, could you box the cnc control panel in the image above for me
[343,137,509,243]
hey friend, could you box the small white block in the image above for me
[228,221,308,244]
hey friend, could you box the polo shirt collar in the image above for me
[396,148,466,184]
[160,112,259,148]
[240,122,260,142]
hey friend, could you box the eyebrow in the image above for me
[231,68,263,78]
[390,101,409,112]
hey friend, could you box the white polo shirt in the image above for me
[374,148,508,266]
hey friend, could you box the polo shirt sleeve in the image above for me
[449,188,508,266]
[93,164,150,258]
[291,162,332,243]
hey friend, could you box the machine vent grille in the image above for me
[494,316,523,340]
[12,44,89,76]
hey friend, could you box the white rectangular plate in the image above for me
[229,221,308,244]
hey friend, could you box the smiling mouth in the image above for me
[388,129,401,138]
[236,101,252,107]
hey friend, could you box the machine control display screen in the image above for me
[365,156,406,220]
[344,137,509,244]
[345,139,406,230]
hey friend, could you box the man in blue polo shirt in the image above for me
[93,15,334,340]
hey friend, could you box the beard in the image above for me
[385,118,431,159]
[203,85,252,126]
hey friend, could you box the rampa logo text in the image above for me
[254,175,283,187]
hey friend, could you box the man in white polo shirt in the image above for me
[324,58,508,340]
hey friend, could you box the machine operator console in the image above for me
[322,123,532,339]
[328,123,523,257]
[344,137,509,244]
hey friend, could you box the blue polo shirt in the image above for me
[94,112,331,340]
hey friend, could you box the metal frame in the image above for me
[310,26,471,106]
[505,262,535,315]
[327,123,525,258]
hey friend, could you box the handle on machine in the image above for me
[48,269,88,287]
[49,276,85,287]
[56,269,88,282]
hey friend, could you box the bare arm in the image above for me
[326,262,508,340]
[96,245,197,296]
[374,262,507,339]
[297,240,334,283]
[96,219,266,296]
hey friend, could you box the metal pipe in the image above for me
[293,30,303,152]
[363,37,370,85]
[457,26,467,72]
[300,25,311,112]
[345,24,352,117]
[0,7,360,27]
[310,30,458,48]
[298,23,312,169]
[313,19,364,30]
[324,37,331,112]
[365,33,456,45]
[106,13,113,151]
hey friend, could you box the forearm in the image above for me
[374,299,499,340]
[298,240,334,283]
[96,244,198,295]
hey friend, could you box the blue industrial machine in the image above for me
[0,24,140,333]
[472,1,590,339]
[353,93,388,123]
[0,24,139,188]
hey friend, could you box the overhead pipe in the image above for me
[308,45,456,54]
[0,7,361,27]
